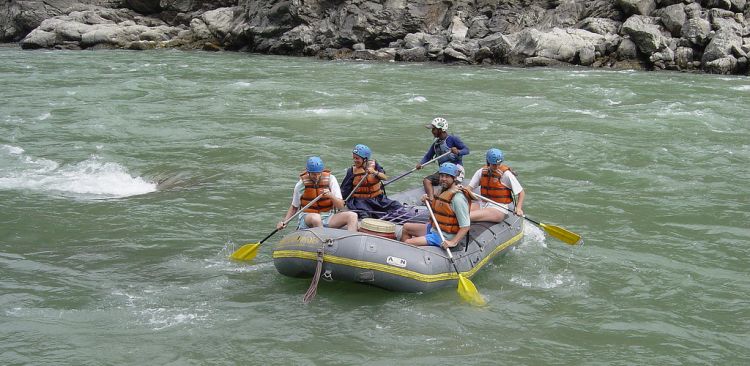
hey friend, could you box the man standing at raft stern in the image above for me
[467,148,525,223]
[341,144,403,219]
[415,117,470,201]
[401,163,472,248]
[277,156,358,232]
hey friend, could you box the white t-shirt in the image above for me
[468,167,523,195]
[291,174,343,208]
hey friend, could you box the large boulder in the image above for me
[654,3,686,37]
[681,6,712,46]
[508,27,607,65]
[621,15,667,54]
[617,0,656,16]
[702,28,744,64]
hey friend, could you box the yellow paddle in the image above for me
[425,201,486,306]
[473,193,582,245]
[230,193,325,261]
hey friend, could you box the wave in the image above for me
[0,145,156,198]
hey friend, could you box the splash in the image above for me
[0,145,156,199]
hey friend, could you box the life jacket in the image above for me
[432,185,472,234]
[351,160,384,198]
[299,170,334,213]
[479,164,514,204]
[433,138,452,164]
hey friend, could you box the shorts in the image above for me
[424,223,443,247]
[298,211,333,229]
[425,164,464,185]
[479,200,511,212]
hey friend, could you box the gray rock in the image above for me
[704,55,738,73]
[352,48,396,61]
[202,7,236,39]
[704,0,733,11]
[621,15,666,54]
[396,46,427,62]
[20,29,58,49]
[702,28,744,64]
[579,45,596,65]
[709,8,744,33]
[617,37,639,59]
[449,16,468,42]
[674,46,694,69]
[467,16,489,39]
[578,17,622,35]
[524,56,566,67]
[655,4,686,37]
[443,47,472,63]
[617,0,656,16]
[682,16,712,46]
[478,33,514,62]
[508,27,607,65]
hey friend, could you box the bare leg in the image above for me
[405,236,430,246]
[469,208,506,223]
[304,213,323,228]
[400,222,427,241]
[328,211,359,232]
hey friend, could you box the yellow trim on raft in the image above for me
[273,222,524,283]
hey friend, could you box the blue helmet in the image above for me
[352,144,371,159]
[438,162,459,177]
[486,148,504,165]
[306,156,324,173]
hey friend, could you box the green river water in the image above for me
[1,48,749,365]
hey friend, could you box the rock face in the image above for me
[4,0,750,74]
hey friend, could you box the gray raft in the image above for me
[272,187,525,293]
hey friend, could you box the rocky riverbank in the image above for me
[3,0,749,74]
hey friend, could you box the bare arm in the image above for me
[514,190,525,217]
[443,226,470,249]
[277,204,299,229]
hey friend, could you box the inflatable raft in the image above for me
[272,187,524,293]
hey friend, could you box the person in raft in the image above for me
[340,144,403,219]
[466,148,525,223]
[400,162,472,248]
[415,117,470,201]
[277,156,358,232]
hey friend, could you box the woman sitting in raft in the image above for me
[340,144,403,219]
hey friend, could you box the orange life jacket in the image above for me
[432,185,472,234]
[479,165,513,204]
[352,160,384,198]
[299,170,334,213]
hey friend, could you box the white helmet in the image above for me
[426,117,448,131]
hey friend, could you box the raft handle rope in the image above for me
[303,239,332,304]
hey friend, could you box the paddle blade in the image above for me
[540,223,581,245]
[457,275,486,306]
[229,242,260,261]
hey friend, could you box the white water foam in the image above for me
[407,96,427,103]
[0,145,156,198]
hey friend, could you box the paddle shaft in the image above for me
[343,170,369,202]
[425,201,461,273]
[383,151,452,186]
[472,192,581,245]
[268,193,326,242]
[473,192,536,224]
